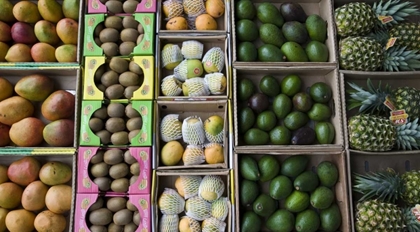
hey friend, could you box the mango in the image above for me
[13,1,41,23]
[38,0,63,23]
[15,74,54,101]
[0,21,11,42]
[62,0,80,21]
[5,43,32,62]
[0,0,15,22]
[0,165,8,184]
[34,20,60,45]
[0,77,13,101]
[5,209,36,232]
[21,180,49,211]
[7,156,41,187]
[0,182,23,209]
[0,96,35,126]
[56,18,78,45]
[0,42,9,62]
[43,119,74,147]
[11,22,37,45]
[39,161,72,185]
[0,123,10,146]
[31,42,57,62]
[55,44,77,62]
[41,90,75,121]
[9,117,45,147]
[45,185,72,214]
[34,210,67,232]
[195,14,218,30]
[0,208,8,232]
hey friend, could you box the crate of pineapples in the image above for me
[334,0,420,72]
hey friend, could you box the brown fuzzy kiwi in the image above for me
[101,70,119,87]
[119,71,140,87]
[89,117,104,132]
[97,83,107,92]
[94,23,105,37]
[124,150,137,164]
[130,162,140,175]
[124,222,138,232]
[90,150,105,164]
[88,197,104,211]
[94,37,103,47]
[119,41,136,56]
[107,102,125,118]
[89,208,113,226]
[122,15,139,29]
[113,209,133,226]
[133,211,140,226]
[90,162,110,178]
[104,16,123,30]
[90,225,107,232]
[93,106,108,119]
[95,64,106,83]
[137,23,144,34]
[136,34,144,45]
[101,42,119,57]
[120,28,139,42]
[129,175,138,185]
[126,117,142,131]
[99,0,108,4]
[103,149,124,165]
[109,163,129,179]
[128,129,141,141]
[93,177,112,191]
[110,178,129,192]
[126,200,137,211]
[109,57,129,73]
[105,84,125,99]
[105,1,123,14]
[124,86,140,99]
[111,131,129,145]
[129,61,143,75]
[105,117,126,133]
[108,223,123,232]
[123,0,139,13]
[95,129,111,144]
[99,28,119,43]
[106,197,127,212]
[125,104,140,118]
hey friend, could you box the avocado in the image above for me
[236,19,259,42]
[258,155,280,182]
[241,211,262,232]
[259,23,286,48]
[266,209,295,232]
[258,44,286,62]
[293,92,313,112]
[295,209,320,232]
[239,107,256,134]
[256,110,277,132]
[238,78,256,101]
[235,0,257,20]
[238,41,258,61]
[253,193,278,217]
[308,103,332,121]
[281,155,309,178]
[281,42,308,62]
[294,170,319,192]
[310,186,334,209]
[240,179,260,206]
[315,122,335,144]
[291,126,316,145]
[272,93,292,119]
[259,75,280,97]
[320,203,342,232]
[284,111,309,131]
[317,161,339,187]
[248,93,269,113]
[280,2,308,23]
[284,190,310,213]
[239,155,260,181]
[306,14,327,42]
[257,2,284,27]
[244,128,270,145]
[305,40,329,62]
[269,175,293,200]
[282,21,308,44]
[309,82,332,103]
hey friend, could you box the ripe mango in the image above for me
[14,74,55,101]
[0,21,11,42]
[0,123,10,146]
[43,119,74,147]
[21,180,48,211]
[5,209,36,232]
[39,161,72,185]
[45,185,72,214]
[38,0,63,23]
[0,182,23,209]
[55,44,77,62]
[0,0,15,22]
[31,42,57,62]
[0,96,35,126]
[34,20,60,45]
[56,18,78,45]
[7,156,41,187]
[41,90,75,121]
[0,208,8,232]
[9,117,45,147]
[5,43,33,62]
[13,1,41,23]
[62,0,80,21]
[0,42,9,62]
[11,22,37,45]
[0,77,13,101]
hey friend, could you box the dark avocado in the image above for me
[248,93,269,114]
[291,126,315,145]
[280,2,308,23]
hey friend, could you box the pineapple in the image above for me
[389,22,420,51]
[347,114,420,151]
[355,200,405,232]
[335,0,420,37]
[347,78,420,120]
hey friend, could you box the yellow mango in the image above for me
[38,0,64,23]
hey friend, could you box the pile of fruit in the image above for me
[91,0,149,14]
[0,156,73,232]
[159,114,225,166]
[90,57,145,99]
[87,102,144,145]
[234,1,329,62]
[237,74,335,145]
[0,0,79,62]
[161,41,226,97]
[84,196,144,231]
[162,0,225,30]
[0,75,75,147]
[90,15,148,56]
[239,155,342,232]
[335,0,420,71]
[158,175,230,231]
[87,148,143,193]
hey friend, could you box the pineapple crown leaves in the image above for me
[346,79,391,114]
[373,0,420,27]
[353,169,404,203]
[396,117,420,150]
[367,29,390,46]
[383,45,420,71]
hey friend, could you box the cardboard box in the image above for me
[234,150,351,232]
[234,68,344,151]
[152,170,232,232]
[77,147,152,194]
[155,35,231,100]
[154,100,229,169]
[231,0,337,68]
[84,13,155,57]
[0,68,80,154]
[87,0,157,13]
[83,56,154,100]
[74,193,151,232]
[79,100,153,147]
[0,154,76,231]
[156,0,230,34]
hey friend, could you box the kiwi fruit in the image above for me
[107,103,125,118]
[95,64,106,82]
[120,28,139,42]
[103,149,124,165]
[90,150,105,164]
[105,117,126,133]
[109,57,129,73]
[101,42,119,57]
[94,177,112,191]
[108,223,123,232]
[129,162,140,176]
[136,34,144,45]
[89,197,105,212]
[101,70,119,87]
[100,0,108,4]
[105,1,123,14]
[89,208,113,226]
[113,209,133,226]
[128,129,140,141]
[97,83,107,92]
[119,71,140,87]
[111,178,129,192]
[95,37,103,47]
[99,28,119,43]
[94,23,105,37]
[93,106,108,119]
[106,197,127,212]
[90,162,110,178]
[125,104,140,118]
[89,117,104,132]
[95,130,112,144]
[129,61,143,75]
[104,16,123,30]
[105,84,125,99]
[122,16,139,29]
[126,117,142,131]
[126,201,137,211]
[123,0,139,13]
[119,41,136,56]
[111,131,129,145]
[90,225,107,232]
[109,163,129,179]
[124,86,140,99]
[124,150,137,164]
[130,175,138,185]
[124,222,138,232]
[133,211,140,226]
[137,23,144,34]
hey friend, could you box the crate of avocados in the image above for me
[348,150,420,232]
[234,68,344,151]
[77,147,152,195]
[83,56,154,100]
[79,100,153,147]
[154,100,230,169]
[74,193,151,232]
[84,13,155,57]
[87,0,157,14]
[231,0,337,68]
[156,35,231,100]
[157,0,230,34]
[0,0,84,66]
[234,151,351,232]
[153,169,232,232]
[0,68,80,154]
[0,154,75,231]
[340,72,420,153]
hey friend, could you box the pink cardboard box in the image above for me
[77,147,151,194]
[87,0,156,13]
[74,193,151,232]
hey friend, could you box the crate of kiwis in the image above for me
[77,147,151,194]
[79,100,153,147]
[84,13,155,57]
[83,56,154,100]
[87,0,157,14]
[74,193,151,232]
